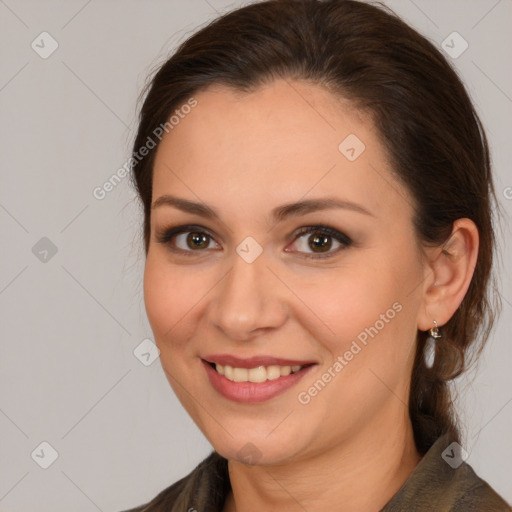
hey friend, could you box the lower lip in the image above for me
[202,360,315,403]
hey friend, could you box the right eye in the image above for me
[156,225,221,255]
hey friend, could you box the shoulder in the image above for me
[120,451,229,512]
[119,473,188,512]
[444,461,510,511]
[382,434,510,511]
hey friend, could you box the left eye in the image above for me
[286,226,352,259]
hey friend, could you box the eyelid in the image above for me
[155,224,220,249]
[288,225,351,245]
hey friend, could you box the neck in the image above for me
[223,414,421,512]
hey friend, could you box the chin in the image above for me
[205,428,309,466]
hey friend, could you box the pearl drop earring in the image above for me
[424,320,441,369]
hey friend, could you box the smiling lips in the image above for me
[203,355,316,402]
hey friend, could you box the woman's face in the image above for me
[144,79,428,464]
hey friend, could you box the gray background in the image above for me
[0,0,510,510]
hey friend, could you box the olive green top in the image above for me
[122,433,510,511]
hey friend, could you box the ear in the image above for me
[417,218,479,332]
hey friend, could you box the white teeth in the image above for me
[215,363,304,383]
[280,366,291,376]
[248,366,267,383]
[233,368,248,382]
[267,365,281,380]
[224,365,234,380]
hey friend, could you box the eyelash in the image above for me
[155,224,353,260]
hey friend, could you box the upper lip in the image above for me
[203,354,316,368]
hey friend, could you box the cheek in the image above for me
[290,254,418,373]
[292,268,417,427]
[293,263,397,340]
[143,252,195,352]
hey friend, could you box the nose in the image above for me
[208,250,288,342]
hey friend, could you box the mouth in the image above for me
[201,356,316,403]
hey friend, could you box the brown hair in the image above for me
[131,0,501,454]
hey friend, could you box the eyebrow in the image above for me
[151,194,374,222]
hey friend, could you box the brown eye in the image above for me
[186,232,210,249]
[156,225,220,255]
[308,233,332,253]
[287,225,352,259]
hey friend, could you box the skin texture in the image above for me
[143,78,479,512]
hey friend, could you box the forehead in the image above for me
[151,79,411,224]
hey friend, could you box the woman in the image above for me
[123,0,510,510]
